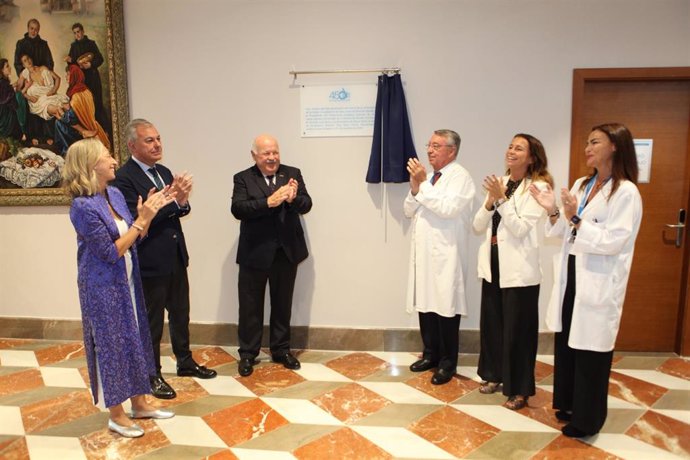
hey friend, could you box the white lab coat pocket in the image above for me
[578,254,616,309]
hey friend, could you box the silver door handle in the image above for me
[666,209,686,248]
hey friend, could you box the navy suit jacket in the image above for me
[231,164,312,270]
[111,158,190,277]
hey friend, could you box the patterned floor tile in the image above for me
[0,436,29,459]
[293,362,353,382]
[261,397,343,425]
[311,382,391,424]
[39,367,87,388]
[609,371,668,408]
[293,426,391,459]
[190,346,236,369]
[0,405,25,436]
[236,365,306,397]
[464,431,559,459]
[79,418,170,459]
[203,398,289,447]
[0,338,36,349]
[353,403,439,427]
[21,390,98,434]
[532,434,623,459]
[325,352,389,380]
[658,358,690,381]
[586,433,685,460]
[194,375,256,397]
[155,414,226,448]
[34,342,85,366]
[0,368,43,398]
[451,404,559,433]
[406,371,479,403]
[350,425,456,459]
[25,435,87,460]
[0,338,687,459]
[625,409,690,457]
[408,405,499,458]
[0,350,39,368]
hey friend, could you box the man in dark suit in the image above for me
[65,22,110,138]
[112,118,216,399]
[231,134,312,377]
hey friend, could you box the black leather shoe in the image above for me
[555,410,572,422]
[150,375,176,399]
[177,360,217,379]
[272,352,301,370]
[238,358,255,377]
[431,368,454,385]
[561,424,592,438]
[409,358,437,372]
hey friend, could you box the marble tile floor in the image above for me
[0,338,689,459]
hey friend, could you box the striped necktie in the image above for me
[148,167,164,190]
[431,171,442,185]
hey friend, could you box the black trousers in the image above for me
[418,311,461,371]
[553,255,614,435]
[141,254,192,373]
[478,245,539,397]
[238,248,297,360]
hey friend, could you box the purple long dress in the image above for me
[69,186,155,407]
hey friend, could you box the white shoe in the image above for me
[131,409,175,419]
[108,419,144,438]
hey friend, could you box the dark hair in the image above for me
[0,58,8,81]
[72,23,84,32]
[27,18,39,29]
[581,123,638,198]
[512,133,554,187]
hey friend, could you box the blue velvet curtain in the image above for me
[365,73,417,183]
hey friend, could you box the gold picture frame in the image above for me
[0,0,128,206]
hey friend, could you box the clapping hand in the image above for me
[137,186,177,223]
[170,171,193,207]
[528,183,557,214]
[560,188,578,220]
[482,175,506,209]
[286,178,298,203]
[406,158,427,195]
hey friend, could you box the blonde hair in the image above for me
[62,138,106,197]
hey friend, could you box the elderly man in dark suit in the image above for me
[112,118,216,399]
[231,134,312,377]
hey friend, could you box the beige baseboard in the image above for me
[0,317,555,354]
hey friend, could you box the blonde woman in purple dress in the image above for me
[63,138,176,437]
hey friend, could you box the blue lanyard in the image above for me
[577,174,610,215]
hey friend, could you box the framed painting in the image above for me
[0,0,128,206]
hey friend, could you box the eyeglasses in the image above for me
[425,143,451,151]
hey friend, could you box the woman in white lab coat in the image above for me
[473,134,553,410]
[529,123,642,438]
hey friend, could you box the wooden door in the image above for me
[570,67,690,353]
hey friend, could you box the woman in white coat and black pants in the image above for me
[530,123,642,438]
[473,134,553,410]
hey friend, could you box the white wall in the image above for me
[2,0,688,331]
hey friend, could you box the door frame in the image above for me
[570,67,690,356]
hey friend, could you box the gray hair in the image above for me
[125,118,154,146]
[434,129,461,153]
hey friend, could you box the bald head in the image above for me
[251,134,280,176]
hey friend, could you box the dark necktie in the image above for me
[431,171,442,185]
[266,175,276,193]
[148,166,164,190]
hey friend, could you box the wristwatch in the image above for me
[548,208,560,218]
[493,198,506,209]
[570,215,582,226]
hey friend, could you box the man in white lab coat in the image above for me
[404,129,476,385]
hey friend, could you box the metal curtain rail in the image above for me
[289,67,401,78]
